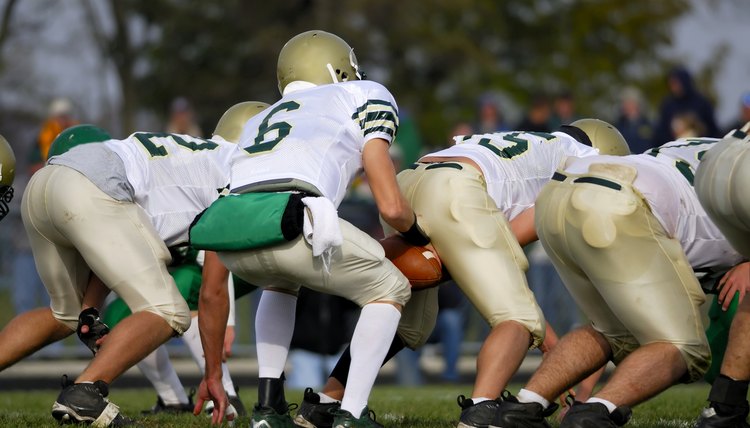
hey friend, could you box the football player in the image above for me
[294,120,631,428]
[693,122,750,428]
[492,135,747,427]
[0,101,267,425]
[102,248,253,417]
[195,30,420,427]
[0,134,15,222]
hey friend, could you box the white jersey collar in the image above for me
[283,81,318,96]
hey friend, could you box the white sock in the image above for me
[185,315,238,397]
[471,397,491,404]
[222,362,237,397]
[137,346,189,405]
[586,397,617,413]
[256,290,297,379]
[319,392,340,404]
[340,303,401,417]
[517,388,550,408]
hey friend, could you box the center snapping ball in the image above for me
[380,235,443,289]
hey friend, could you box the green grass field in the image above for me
[0,384,711,427]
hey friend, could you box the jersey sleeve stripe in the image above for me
[352,100,400,140]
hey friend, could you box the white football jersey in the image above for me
[426,131,597,220]
[564,137,744,269]
[231,80,399,207]
[104,132,238,246]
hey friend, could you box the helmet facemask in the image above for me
[0,184,13,222]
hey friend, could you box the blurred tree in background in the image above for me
[118,0,690,146]
[1,0,693,145]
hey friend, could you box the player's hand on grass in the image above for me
[718,262,750,311]
[195,376,234,425]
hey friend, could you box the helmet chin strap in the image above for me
[325,63,339,83]
[0,185,13,221]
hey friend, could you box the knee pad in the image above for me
[396,288,438,349]
[676,340,711,383]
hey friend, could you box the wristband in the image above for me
[400,214,430,246]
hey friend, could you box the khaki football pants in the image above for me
[218,219,411,308]
[535,163,710,382]
[21,165,191,333]
[695,129,750,258]
[393,162,545,349]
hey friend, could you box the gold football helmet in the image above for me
[0,134,16,221]
[564,118,630,156]
[213,101,270,143]
[277,30,364,94]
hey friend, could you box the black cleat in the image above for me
[457,395,501,428]
[51,375,133,426]
[294,388,340,428]
[252,403,298,427]
[559,401,631,428]
[230,393,248,417]
[331,406,383,428]
[695,402,750,428]
[489,391,556,428]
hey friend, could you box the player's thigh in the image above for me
[536,181,630,340]
[44,170,188,331]
[21,167,89,329]
[221,219,410,307]
[413,168,543,340]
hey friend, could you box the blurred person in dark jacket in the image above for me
[652,66,719,145]
[516,94,552,133]
[723,91,750,134]
[615,87,654,154]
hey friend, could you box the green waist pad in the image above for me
[190,192,304,251]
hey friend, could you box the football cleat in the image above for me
[489,391,556,428]
[294,387,340,428]
[252,403,298,428]
[51,375,133,426]
[457,395,501,428]
[559,401,631,428]
[331,406,383,428]
[694,403,750,428]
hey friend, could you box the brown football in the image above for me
[380,235,443,289]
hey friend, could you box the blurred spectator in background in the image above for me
[652,66,719,145]
[393,109,423,165]
[30,98,78,173]
[671,111,707,139]
[615,86,654,154]
[475,93,509,134]
[166,97,202,137]
[724,91,750,134]
[548,91,578,129]
[516,94,552,132]
[287,288,358,389]
[433,281,468,382]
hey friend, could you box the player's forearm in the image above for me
[198,282,229,379]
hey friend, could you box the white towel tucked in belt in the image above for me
[302,196,343,272]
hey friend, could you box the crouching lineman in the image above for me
[693,122,750,428]
[293,119,630,428]
[195,30,418,427]
[492,135,746,427]
[0,101,267,426]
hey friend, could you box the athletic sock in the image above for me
[587,397,617,413]
[517,388,550,409]
[137,346,189,405]
[319,392,340,404]
[471,397,491,404]
[256,290,297,378]
[182,315,205,371]
[340,303,401,417]
[222,363,237,397]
